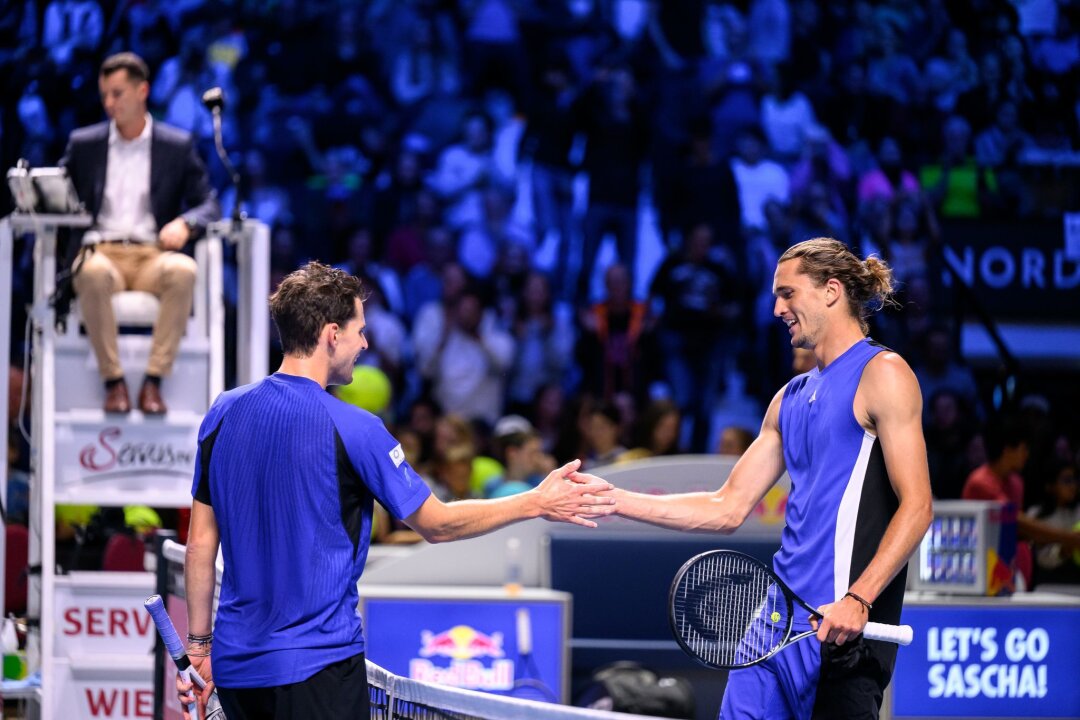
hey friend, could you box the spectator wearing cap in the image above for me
[483,415,556,498]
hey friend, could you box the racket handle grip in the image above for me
[864,622,913,646]
[144,595,188,662]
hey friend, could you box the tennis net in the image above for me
[367,660,658,720]
[156,536,659,720]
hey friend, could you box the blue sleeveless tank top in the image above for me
[773,338,905,627]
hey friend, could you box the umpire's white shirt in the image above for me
[90,114,157,243]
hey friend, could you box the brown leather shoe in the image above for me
[104,380,132,414]
[138,380,167,415]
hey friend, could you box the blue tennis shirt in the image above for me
[191,372,431,687]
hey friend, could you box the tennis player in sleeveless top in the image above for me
[580,238,933,719]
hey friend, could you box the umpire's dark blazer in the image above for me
[52,120,221,320]
[60,119,220,242]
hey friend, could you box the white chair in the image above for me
[55,238,224,415]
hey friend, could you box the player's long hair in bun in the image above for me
[779,237,897,335]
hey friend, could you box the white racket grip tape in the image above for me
[516,608,533,656]
[864,622,913,646]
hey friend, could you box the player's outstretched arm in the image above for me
[404,459,615,543]
[573,387,788,533]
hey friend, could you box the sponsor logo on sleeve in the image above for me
[389,444,405,467]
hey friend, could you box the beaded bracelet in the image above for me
[844,591,873,613]
[187,632,214,644]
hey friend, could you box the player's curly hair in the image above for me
[270,261,368,357]
[779,238,896,335]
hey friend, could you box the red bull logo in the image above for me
[412,625,514,690]
[418,625,504,660]
[752,486,788,525]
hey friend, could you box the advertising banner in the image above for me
[53,574,156,719]
[54,420,198,505]
[361,594,568,703]
[892,604,1080,718]
[941,219,1080,320]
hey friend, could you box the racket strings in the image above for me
[673,553,789,667]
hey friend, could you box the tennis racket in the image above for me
[144,595,226,720]
[669,550,912,669]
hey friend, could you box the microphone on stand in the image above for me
[201,86,225,114]
[201,87,242,234]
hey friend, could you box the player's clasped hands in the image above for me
[563,469,621,523]
[533,460,616,528]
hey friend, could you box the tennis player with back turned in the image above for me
[177,262,616,719]
[578,238,934,719]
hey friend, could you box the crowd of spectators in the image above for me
[3,1,1079,581]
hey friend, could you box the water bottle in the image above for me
[504,537,523,596]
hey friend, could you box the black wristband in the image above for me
[844,591,872,613]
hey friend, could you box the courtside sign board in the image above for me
[359,587,570,704]
[892,603,1080,718]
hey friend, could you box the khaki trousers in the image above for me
[72,243,197,380]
